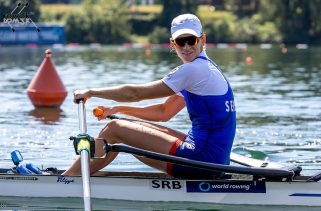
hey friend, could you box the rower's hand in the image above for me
[73,89,91,104]
[93,106,115,121]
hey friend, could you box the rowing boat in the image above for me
[0,169,320,206]
[1,146,321,207]
[2,107,319,207]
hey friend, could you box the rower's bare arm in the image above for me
[112,94,185,122]
[86,80,174,102]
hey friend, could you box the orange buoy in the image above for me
[27,49,67,107]
[245,56,253,65]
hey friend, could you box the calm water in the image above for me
[0,44,321,210]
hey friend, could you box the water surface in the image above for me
[0,45,320,210]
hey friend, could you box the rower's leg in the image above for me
[123,118,186,137]
[120,119,187,171]
[99,119,186,172]
[62,137,118,176]
[63,119,185,175]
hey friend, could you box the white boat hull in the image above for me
[1,172,321,206]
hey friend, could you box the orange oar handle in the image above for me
[93,107,104,117]
[93,107,119,120]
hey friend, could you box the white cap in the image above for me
[171,14,202,39]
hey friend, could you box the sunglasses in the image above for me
[171,36,200,47]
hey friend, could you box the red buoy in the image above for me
[245,56,253,65]
[27,49,67,107]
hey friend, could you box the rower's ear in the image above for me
[202,33,206,43]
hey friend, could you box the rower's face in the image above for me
[173,34,203,63]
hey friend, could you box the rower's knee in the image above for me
[101,119,123,144]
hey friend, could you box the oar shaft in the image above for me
[77,100,91,211]
[81,150,91,211]
[78,101,87,133]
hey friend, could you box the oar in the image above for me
[105,143,293,179]
[92,107,294,179]
[77,100,92,211]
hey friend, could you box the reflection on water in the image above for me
[0,45,321,210]
[2,196,321,211]
[29,107,65,124]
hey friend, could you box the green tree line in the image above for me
[1,0,320,44]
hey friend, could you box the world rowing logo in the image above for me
[187,181,266,193]
[198,182,211,192]
[1,2,40,32]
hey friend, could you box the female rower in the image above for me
[63,14,236,178]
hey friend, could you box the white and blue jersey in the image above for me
[162,51,236,177]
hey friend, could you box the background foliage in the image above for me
[5,0,320,44]
[65,0,131,44]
